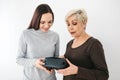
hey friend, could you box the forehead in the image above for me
[41,13,52,21]
[67,15,78,22]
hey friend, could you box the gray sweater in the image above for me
[16,29,59,80]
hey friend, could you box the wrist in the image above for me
[75,66,78,74]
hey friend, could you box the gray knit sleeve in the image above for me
[16,31,36,67]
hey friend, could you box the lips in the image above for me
[70,32,76,35]
[44,29,49,31]
[42,28,49,31]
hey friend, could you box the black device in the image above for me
[43,57,69,70]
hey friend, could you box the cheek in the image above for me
[67,27,71,32]
[39,25,45,30]
[39,24,43,28]
[77,25,83,31]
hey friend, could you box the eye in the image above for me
[66,22,70,26]
[40,21,45,24]
[48,21,53,24]
[72,22,77,25]
[67,23,70,26]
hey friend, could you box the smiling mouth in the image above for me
[43,28,49,31]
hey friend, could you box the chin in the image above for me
[42,30,49,32]
[71,35,75,37]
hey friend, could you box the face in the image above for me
[39,13,53,32]
[66,15,85,38]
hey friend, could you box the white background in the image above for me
[0,0,120,80]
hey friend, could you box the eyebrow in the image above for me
[40,20,53,22]
[72,18,78,21]
[66,18,78,22]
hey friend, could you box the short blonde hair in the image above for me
[65,9,88,25]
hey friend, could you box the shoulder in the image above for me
[22,29,34,36]
[89,37,103,47]
[20,29,34,39]
[91,37,102,44]
[22,29,33,34]
[86,37,104,53]
[66,39,74,47]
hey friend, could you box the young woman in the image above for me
[16,4,59,80]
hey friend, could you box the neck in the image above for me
[72,33,91,48]
[74,32,90,41]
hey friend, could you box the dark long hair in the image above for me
[28,4,54,30]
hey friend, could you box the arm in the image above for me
[16,32,36,67]
[76,41,109,80]
[16,31,56,74]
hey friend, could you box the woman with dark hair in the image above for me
[16,4,59,80]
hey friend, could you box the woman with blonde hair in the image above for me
[58,9,109,80]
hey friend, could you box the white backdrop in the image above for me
[0,0,120,80]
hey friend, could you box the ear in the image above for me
[83,21,87,30]
[84,25,86,30]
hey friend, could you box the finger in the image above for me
[39,61,45,65]
[39,58,45,62]
[38,59,45,65]
[66,59,72,65]
[48,69,54,74]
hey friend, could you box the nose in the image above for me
[44,23,50,28]
[68,25,73,30]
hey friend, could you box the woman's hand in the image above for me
[57,59,78,76]
[35,58,54,74]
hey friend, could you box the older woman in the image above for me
[58,9,109,80]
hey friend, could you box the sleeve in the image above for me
[54,34,60,57]
[75,40,109,80]
[16,31,37,67]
